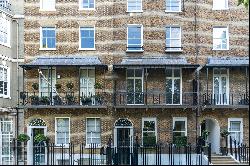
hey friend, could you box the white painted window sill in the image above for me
[39,9,56,12]
[54,144,69,148]
[0,42,11,48]
[165,10,182,13]
[79,8,95,11]
[212,48,229,51]
[126,10,143,13]
[212,8,229,10]
[39,48,57,51]
[126,50,144,53]
[0,95,11,99]
[78,48,96,51]
[165,50,183,53]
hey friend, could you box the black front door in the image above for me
[117,128,131,165]
[32,128,46,165]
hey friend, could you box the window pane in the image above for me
[174,121,185,131]
[127,69,134,77]
[143,121,155,131]
[230,121,241,131]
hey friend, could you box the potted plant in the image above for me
[220,129,230,155]
[40,96,50,105]
[66,94,75,105]
[66,82,74,91]
[34,133,49,143]
[55,83,62,91]
[81,96,92,106]
[20,92,26,101]
[53,95,62,105]
[53,83,62,105]
[94,94,103,105]
[94,82,103,90]
[32,83,39,91]
[30,95,39,105]
[17,133,30,142]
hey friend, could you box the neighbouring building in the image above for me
[0,0,24,165]
[18,0,249,165]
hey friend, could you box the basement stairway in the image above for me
[211,154,248,165]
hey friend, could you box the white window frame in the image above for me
[228,118,243,144]
[0,118,14,165]
[213,68,229,105]
[126,68,144,105]
[40,0,56,11]
[165,68,182,105]
[85,117,101,148]
[79,0,95,10]
[79,67,95,105]
[212,0,229,10]
[55,117,70,146]
[165,26,182,52]
[40,27,56,50]
[79,27,96,50]
[127,0,143,12]
[212,26,229,50]
[142,118,157,146]
[165,0,182,12]
[173,117,187,137]
[0,65,10,99]
[126,24,143,52]
[39,67,56,98]
[0,16,11,47]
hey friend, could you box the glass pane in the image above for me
[230,121,241,131]
[127,79,134,92]
[173,79,180,104]
[127,69,134,77]
[174,121,185,132]
[135,69,142,77]
[143,121,155,131]
[166,79,172,104]
[174,69,180,77]
[166,69,172,77]
[173,132,185,137]
[171,27,180,38]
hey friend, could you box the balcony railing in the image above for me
[114,92,198,107]
[19,91,106,107]
[0,1,11,12]
[201,93,249,106]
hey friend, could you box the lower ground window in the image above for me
[228,118,243,144]
[86,118,101,146]
[56,118,70,145]
[142,118,157,146]
[173,117,187,146]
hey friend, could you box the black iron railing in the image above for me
[19,91,106,106]
[201,93,249,106]
[114,92,198,106]
[229,136,249,164]
[0,0,11,12]
[7,138,211,165]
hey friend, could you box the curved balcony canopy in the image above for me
[205,57,249,68]
[113,57,199,69]
[20,56,108,70]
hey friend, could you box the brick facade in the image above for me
[22,0,249,155]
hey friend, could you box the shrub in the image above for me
[66,82,74,90]
[32,83,39,91]
[143,136,156,146]
[94,83,103,89]
[173,136,187,147]
[17,134,30,142]
[34,133,49,143]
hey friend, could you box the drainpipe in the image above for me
[195,65,203,145]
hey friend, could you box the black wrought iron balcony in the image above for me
[114,91,198,108]
[0,1,11,12]
[201,92,249,107]
[19,91,107,107]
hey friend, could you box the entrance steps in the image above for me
[211,155,248,165]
